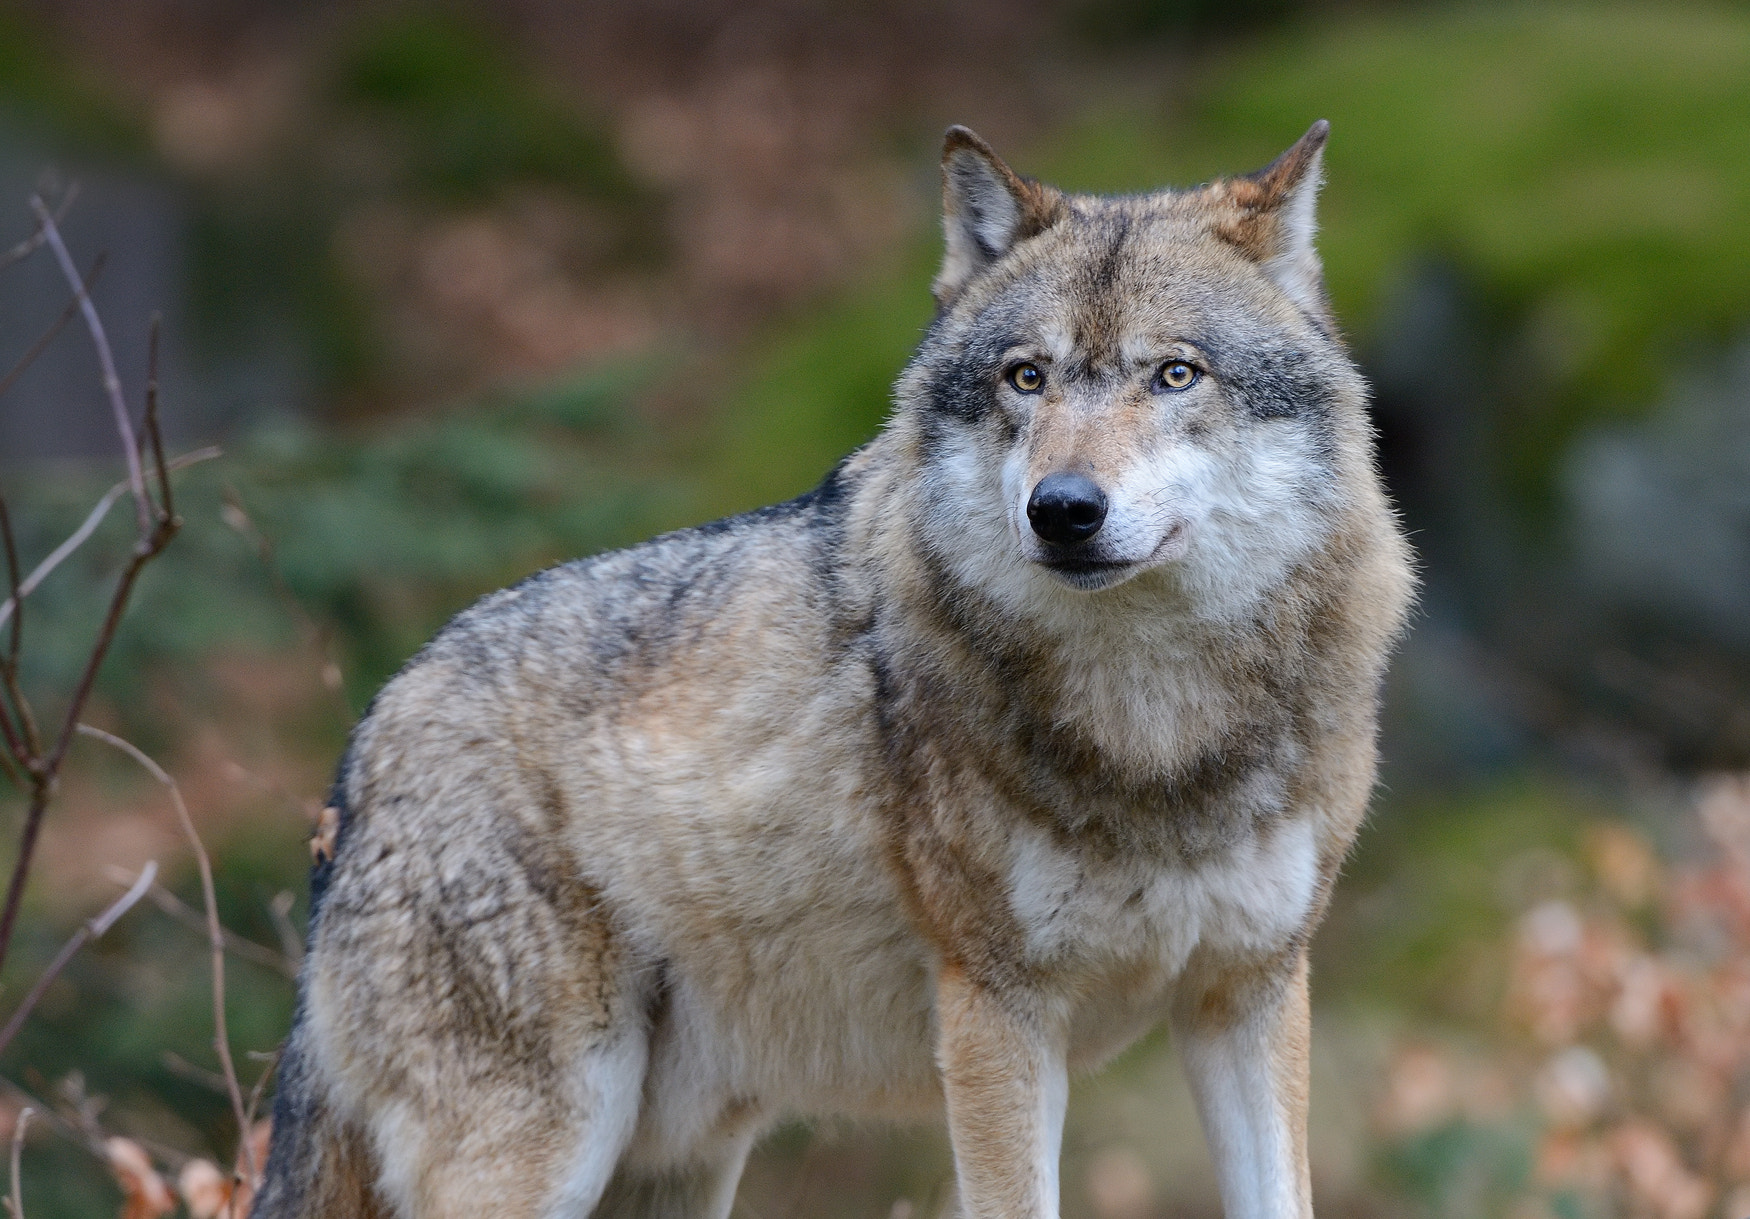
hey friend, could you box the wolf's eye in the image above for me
[1008,363,1044,394]
[1155,361,1199,392]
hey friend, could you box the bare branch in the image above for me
[0,444,189,977]
[143,314,171,521]
[0,684,25,782]
[241,1048,279,1133]
[0,252,106,404]
[5,1106,28,1219]
[266,890,304,969]
[0,187,75,275]
[0,520,172,971]
[0,499,29,771]
[26,196,149,540]
[1,497,17,672]
[72,727,256,1186]
[102,865,296,980]
[0,447,220,634]
[159,1052,231,1096]
[0,862,156,1059]
[0,1080,82,1163]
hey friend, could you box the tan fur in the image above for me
[256,123,1414,1219]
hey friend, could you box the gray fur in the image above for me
[257,123,1412,1219]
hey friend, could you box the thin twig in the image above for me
[0,447,219,633]
[266,890,303,969]
[0,203,189,974]
[0,692,24,785]
[0,188,76,275]
[0,511,176,972]
[72,727,256,1186]
[0,863,156,1059]
[241,1047,280,1136]
[1,494,20,675]
[160,1052,231,1096]
[27,196,148,539]
[0,498,31,771]
[0,1078,85,1160]
[143,315,170,520]
[0,252,106,404]
[5,1105,27,1219]
[102,866,295,980]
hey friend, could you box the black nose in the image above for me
[1027,472,1107,545]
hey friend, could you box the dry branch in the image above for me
[73,727,257,1191]
[0,447,220,635]
[0,864,156,1059]
[26,196,148,538]
[0,201,188,976]
[101,866,295,980]
[0,188,75,275]
[0,253,105,404]
[6,1106,28,1219]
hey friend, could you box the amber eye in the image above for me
[1008,363,1044,393]
[1156,361,1199,392]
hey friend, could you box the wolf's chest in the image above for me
[1003,813,1319,979]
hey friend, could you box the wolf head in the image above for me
[895,122,1378,625]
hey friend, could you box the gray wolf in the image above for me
[254,121,1414,1219]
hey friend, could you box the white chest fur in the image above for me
[1005,813,1319,980]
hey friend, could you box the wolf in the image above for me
[254,121,1413,1219]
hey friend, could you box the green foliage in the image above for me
[1315,779,1606,1022]
[4,362,664,719]
[691,245,939,520]
[1378,1117,1535,1219]
[336,9,646,209]
[0,9,141,157]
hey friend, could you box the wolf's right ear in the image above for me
[935,126,1064,307]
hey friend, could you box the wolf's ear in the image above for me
[935,126,1064,307]
[1222,120,1330,317]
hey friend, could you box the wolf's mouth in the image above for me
[1039,554,1133,576]
[1032,524,1188,590]
[1035,553,1140,591]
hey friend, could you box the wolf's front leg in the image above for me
[1171,948,1314,1219]
[935,966,1069,1219]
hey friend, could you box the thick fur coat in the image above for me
[254,122,1414,1219]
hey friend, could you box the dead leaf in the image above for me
[102,1138,175,1219]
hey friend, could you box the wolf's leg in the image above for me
[1170,949,1313,1219]
[253,1008,399,1219]
[364,1028,647,1219]
[934,965,1069,1219]
[588,1128,757,1219]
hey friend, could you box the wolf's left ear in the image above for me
[935,126,1065,306]
[1222,120,1330,317]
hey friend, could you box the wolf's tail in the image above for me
[251,1012,386,1219]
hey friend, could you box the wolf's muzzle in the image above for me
[1027,472,1107,545]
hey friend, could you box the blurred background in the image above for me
[4,0,1750,1215]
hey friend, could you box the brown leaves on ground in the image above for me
[1374,777,1750,1219]
[103,1138,175,1219]
[178,1119,271,1219]
[100,1119,269,1219]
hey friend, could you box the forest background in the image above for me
[5,1,1750,1216]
